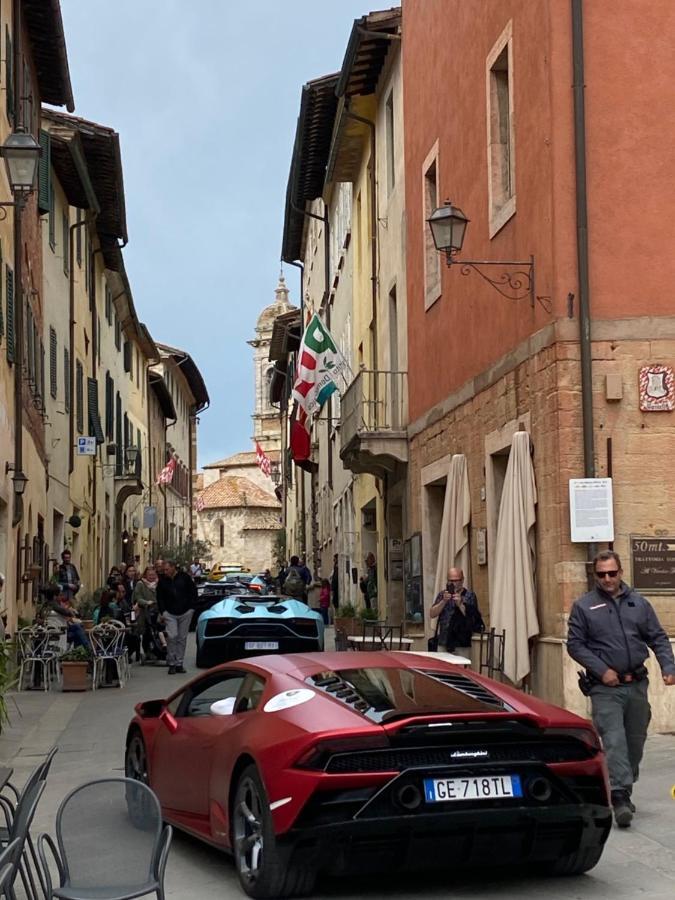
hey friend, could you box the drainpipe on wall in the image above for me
[282,259,303,544]
[10,0,23,528]
[571,0,597,581]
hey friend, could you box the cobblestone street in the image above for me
[2,644,675,900]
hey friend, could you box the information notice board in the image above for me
[630,536,675,593]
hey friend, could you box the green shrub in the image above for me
[359,607,379,621]
[60,645,91,663]
[337,603,356,618]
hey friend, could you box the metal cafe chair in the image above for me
[37,778,172,900]
[17,627,60,691]
[0,780,46,900]
[360,619,405,650]
[479,627,506,678]
[0,838,22,900]
[91,622,129,689]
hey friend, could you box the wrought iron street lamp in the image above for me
[11,471,28,496]
[125,446,140,473]
[428,200,537,306]
[0,130,41,195]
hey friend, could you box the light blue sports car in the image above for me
[195,594,325,668]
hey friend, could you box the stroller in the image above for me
[141,605,167,665]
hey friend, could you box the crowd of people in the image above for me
[37,552,202,677]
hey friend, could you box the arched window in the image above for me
[265,366,275,408]
[218,520,224,548]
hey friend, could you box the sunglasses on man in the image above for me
[595,569,619,578]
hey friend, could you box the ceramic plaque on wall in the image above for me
[639,364,675,411]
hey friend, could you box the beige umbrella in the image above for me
[433,454,471,600]
[490,431,539,684]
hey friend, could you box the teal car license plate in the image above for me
[423,774,523,803]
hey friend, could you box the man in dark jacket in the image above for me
[58,550,81,601]
[156,560,197,674]
[567,550,675,828]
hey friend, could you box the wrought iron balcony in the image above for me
[340,370,408,476]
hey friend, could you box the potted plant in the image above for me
[60,645,91,692]
[358,607,379,622]
[334,603,357,638]
[77,592,98,631]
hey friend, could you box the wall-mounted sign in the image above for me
[639,364,675,411]
[630,535,675,592]
[388,538,404,581]
[76,436,96,456]
[569,478,614,543]
[476,528,487,566]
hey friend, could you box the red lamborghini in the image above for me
[124,651,612,898]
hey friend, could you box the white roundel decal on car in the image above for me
[263,689,316,713]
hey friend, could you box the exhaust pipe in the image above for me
[528,776,552,802]
[396,784,422,811]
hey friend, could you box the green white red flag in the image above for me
[291,314,350,417]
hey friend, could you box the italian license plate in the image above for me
[244,641,279,650]
[423,774,522,803]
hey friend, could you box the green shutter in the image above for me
[5,28,13,125]
[64,348,71,413]
[76,361,84,434]
[6,266,14,364]
[38,130,51,215]
[49,327,57,398]
[87,377,104,444]
[0,242,3,340]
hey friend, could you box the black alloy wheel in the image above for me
[125,732,149,785]
[232,765,314,899]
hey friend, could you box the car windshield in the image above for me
[308,667,504,722]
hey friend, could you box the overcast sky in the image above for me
[59,0,368,466]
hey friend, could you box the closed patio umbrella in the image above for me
[490,431,539,684]
[433,454,471,599]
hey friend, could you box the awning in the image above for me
[490,432,539,685]
[433,454,471,601]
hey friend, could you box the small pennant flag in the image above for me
[194,492,205,512]
[156,456,176,485]
[255,441,272,477]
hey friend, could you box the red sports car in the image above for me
[124,652,611,898]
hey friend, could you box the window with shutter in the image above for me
[39,340,45,403]
[75,360,84,434]
[114,313,121,350]
[105,286,111,324]
[64,348,71,412]
[123,412,129,449]
[76,209,82,267]
[62,212,69,276]
[38,130,51,215]
[5,28,13,125]
[0,242,3,341]
[26,305,34,382]
[6,266,14,363]
[115,392,122,475]
[105,372,114,440]
[49,328,57,398]
[87,377,104,444]
[123,340,132,374]
[48,185,55,250]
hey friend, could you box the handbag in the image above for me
[427,614,441,652]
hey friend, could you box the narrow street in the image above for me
[2,645,675,900]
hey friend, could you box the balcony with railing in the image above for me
[340,370,408,476]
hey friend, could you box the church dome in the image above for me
[256,272,295,331]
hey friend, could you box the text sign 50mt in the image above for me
[631,536,675,592]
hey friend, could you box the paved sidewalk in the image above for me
[2,648,675,899]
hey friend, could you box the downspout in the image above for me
[571,0,596,577]
[11,0,23,528]
[68,216,93,474]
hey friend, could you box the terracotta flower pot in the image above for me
[61,661,90,692]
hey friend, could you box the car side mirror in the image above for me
[159,708,178,733]
[136,699,165,719]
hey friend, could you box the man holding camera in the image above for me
[567,550,675,829]
[430,567,484,655]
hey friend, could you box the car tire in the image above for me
[124,731,155,827]
[545,844,604,876]
[232,764,315,899]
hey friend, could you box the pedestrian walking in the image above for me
[429,566,484,654]
[156,559,197,674]
[318,579,331,625]
[567,550,675,828]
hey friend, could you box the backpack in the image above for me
[283,566,305,598]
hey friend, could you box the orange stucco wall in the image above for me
[403,0,675,422]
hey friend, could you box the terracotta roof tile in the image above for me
[198,476,280,510]
[203,450,280,470]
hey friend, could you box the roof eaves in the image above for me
[24,0,74,111]
[149,371,177,421]
[156,343,209,411]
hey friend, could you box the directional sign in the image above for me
[631,536,675,592]
[76,436,96,456]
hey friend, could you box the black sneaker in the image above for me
[168,666,177,675]
[611,790,633,828]
[175,666,187,674]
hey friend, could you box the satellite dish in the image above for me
[67,515,82,528]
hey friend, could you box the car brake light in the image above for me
[543,726,602,752]
[294,734,390,770]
